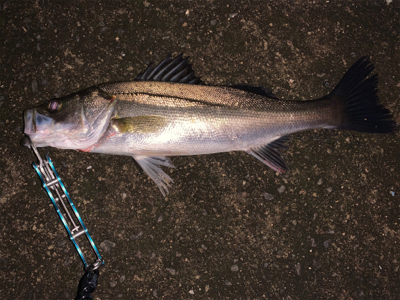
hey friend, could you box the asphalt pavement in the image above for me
[0,1,399,299]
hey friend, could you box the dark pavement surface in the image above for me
[0,1,399,299]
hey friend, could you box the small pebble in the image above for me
[130,231,143,240]
[311,238,316,247]
[278,185,286,193]
[295,263,301,276]
[166,268,176,276]
[263,192,274,200]
[231,264,239,272]
[100,240,116,252]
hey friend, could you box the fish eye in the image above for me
[47,100,62,113]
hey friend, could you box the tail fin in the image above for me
[329,56,396,133]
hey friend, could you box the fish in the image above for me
[21,54,397,196]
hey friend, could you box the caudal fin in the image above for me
[329,56,396,133]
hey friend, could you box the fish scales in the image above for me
[95,83,339,152]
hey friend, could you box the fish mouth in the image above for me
[22,108,55,147]
[24,108,55,133]
[20,109,35,148]
[23,108,36,135]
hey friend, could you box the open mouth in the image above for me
[23,109,35,135]
[24,109,55,135]
[22,108,57,148]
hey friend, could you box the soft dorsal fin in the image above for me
[230,85,278,99]
[136,53,203,84]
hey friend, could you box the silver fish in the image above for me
[21,54,396,196]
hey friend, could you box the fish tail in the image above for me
[328,56,397,133]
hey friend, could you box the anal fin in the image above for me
[133,155,175,197]
[247,136,290,173]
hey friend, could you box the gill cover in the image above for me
[23,89,116,149]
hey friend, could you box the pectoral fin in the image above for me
[133,155,175,197]
[247,136,290,173]
[111,116,166,134]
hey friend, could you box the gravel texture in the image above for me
[0,1,399,299]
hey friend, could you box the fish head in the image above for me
[23,88,116,149]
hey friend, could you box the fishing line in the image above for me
[23,136,104,299]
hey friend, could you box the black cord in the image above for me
[75,265,100,300]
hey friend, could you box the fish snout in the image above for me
[23,108,35,135]
[24,108,55,135]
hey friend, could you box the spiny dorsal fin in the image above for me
[136,53,203,84]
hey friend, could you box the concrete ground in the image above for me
[0,1,399,299]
